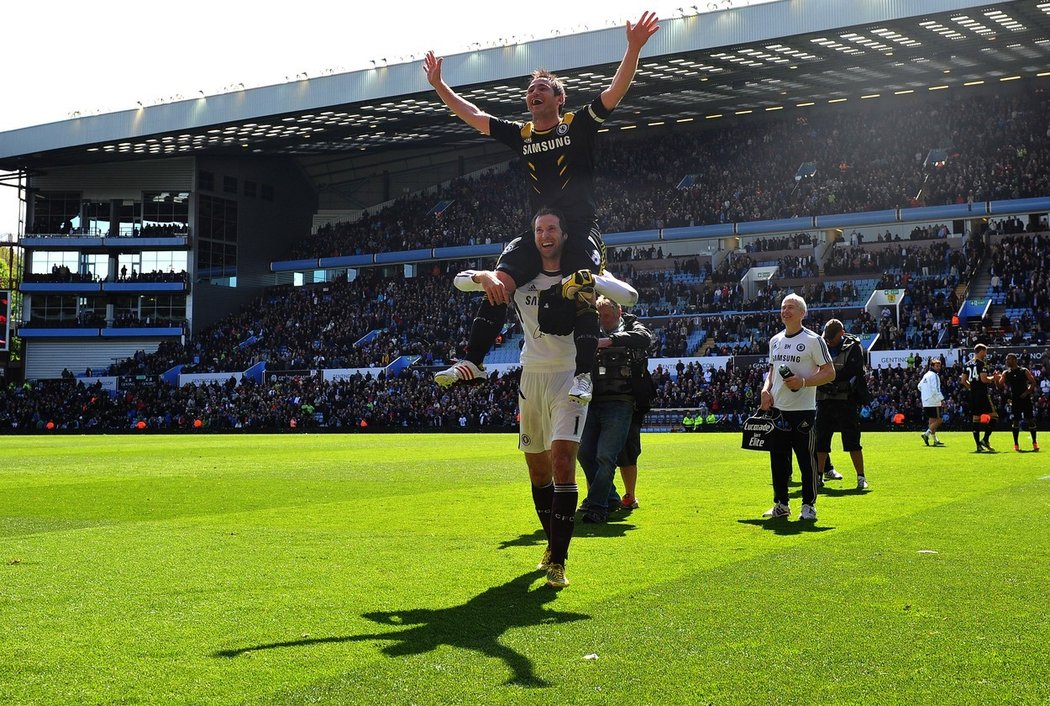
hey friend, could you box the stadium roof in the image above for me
[2,0,1048,197]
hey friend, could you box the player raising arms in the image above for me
[424,11,660,405]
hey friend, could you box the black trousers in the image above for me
[770,409,817,506]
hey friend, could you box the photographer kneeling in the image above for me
[577,296,655,523]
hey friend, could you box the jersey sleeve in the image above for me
[813,334,834,367]
[587,95,613,121]
[487,117,524,151]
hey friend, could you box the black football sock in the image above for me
[549,484,578,565]
[572,306,599,376]
[465,301,507,367]
[531,481,554,541]
[983,419,995,444]
[1013,428,1020,445]
[972,424,981,446]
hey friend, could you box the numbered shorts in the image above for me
[496,221,606,286]
[968,391,996,417]
[518,369,589,452]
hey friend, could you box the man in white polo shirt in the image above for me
[758,294,836,521]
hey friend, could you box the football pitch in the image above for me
[2,432,1047,705]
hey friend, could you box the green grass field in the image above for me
[1,432,1047,705]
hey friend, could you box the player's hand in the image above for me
[759,389,773,410]
[626,11,660,50]
[562,269,595,299]
[784,374,804,391]
[475,271,507,306]
[423,51,443,87]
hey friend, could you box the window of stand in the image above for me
[197,194,238,279]
[112,295,138,325]
[116,200,142,237]
[81,254,108,281]
[79,297,107,325]
[139,294,186,325]
[82,201,112,236]
[28,295,78,325]
[139,251,188,278]
[114,251,189,281]
[112,294,186,325]
[31,192,81,235]
[31,251,79,276]
[116,254,141,280]
[142,192,190,236]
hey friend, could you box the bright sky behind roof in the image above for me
[0,0,776,237]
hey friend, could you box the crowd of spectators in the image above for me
[106,262,494,377]
[961,232,1050,347]
[0,368,522,433]
[825,239,966,277]
[9,350,1046,433]
[9,231,1050,432]
[743,233,815,253]
[23,267,188,285]
[27,222,189,238]
[281,85,1049,262]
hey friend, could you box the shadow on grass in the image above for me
[213,571,588,687]
[573,520,638,538]
[498,529,548,551]
[818,486,871,497]
[497,520,638,550]
[737,518,835,536]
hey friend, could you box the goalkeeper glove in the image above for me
[561,269,596,299]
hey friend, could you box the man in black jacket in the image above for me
[577,296,654,522]
[815,319,870,490]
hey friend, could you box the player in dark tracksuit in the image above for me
[424,12,660,404]
[1000,353,1039,452]
[961,343,1002,452]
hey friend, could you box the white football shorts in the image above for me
[518,369,588,452]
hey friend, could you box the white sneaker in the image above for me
[762,503,790,518]
[823,468,843,481]
[568,372,593,405]
[799,503,817,521]
[857,476,869,491]
[434,360,484,387]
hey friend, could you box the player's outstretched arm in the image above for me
[594,270,639,307]
[453,270,508,305]
[424,51,493,134]
[600,11,660,111]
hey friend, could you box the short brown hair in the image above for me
[529,69,564,96]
